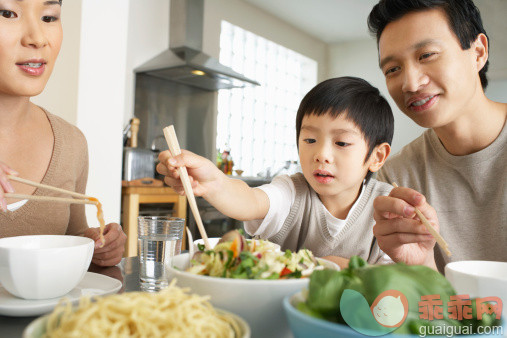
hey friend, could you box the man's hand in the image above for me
[321,256,350,270]
[84,223,126,266]
[373,186,439,270]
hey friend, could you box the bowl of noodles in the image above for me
[0,235,93,300]
[22,280,250,338]
[167,230,339,338]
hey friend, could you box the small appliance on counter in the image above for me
[122,118,158,185]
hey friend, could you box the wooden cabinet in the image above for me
[121,186,187,257]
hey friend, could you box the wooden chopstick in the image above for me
[7,175,91,200]
[163,125,211,251]
[392,183,451,257]
[4,193,98,205]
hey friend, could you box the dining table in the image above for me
[0,256,141,338]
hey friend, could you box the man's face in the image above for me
[378,8,485,129]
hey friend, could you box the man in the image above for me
[367,0,507,272]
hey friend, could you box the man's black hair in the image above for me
[295,76,394,182]
[367,0,489,89]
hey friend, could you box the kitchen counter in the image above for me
[230,175,271,187]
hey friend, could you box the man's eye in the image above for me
[0,10,17,18]
[420,52,436,60]
[384,66,399,76]
[335,142,349,147]
[303,138,315,144]
[42,16,58,23]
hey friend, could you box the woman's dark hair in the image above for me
[367,0,489,89]
[295,76,394,182]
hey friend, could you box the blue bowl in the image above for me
[283,291,504,338]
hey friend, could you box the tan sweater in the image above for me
[378,125,507,273]
[0,111,89,237]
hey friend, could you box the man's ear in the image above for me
[368,143,391,173]
[474,33,488,72]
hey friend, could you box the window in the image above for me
[217,21,317,177]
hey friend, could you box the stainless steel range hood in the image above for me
[135,0,260,91]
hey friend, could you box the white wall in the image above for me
[75,1,129,225]
[486,80,507,103]
[124,0,169,125]
[328,39,425,154]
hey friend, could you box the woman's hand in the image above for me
[373,186,439,270]
[0,162,18,212]
[84,223,126,267]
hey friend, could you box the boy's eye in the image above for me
[42,16,58,23]
[303,138,315,144]
[0,10,17,18]
[335,142,349,147]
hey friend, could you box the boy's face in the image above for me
[0,0,62,97]
[298,113,373,200]
[378,8,485,129]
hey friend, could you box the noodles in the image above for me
[44,280,242,338]
[87,197,105,247]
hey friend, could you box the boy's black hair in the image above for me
[367,0,489,89]
[295,76,394,182]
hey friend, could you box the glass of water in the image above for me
[138,216,184,292]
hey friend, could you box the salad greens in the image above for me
[186,230,323,280]
[297,256,502,335]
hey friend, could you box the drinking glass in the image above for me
[138,216,184,291]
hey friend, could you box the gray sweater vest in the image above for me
[268,173,392,264]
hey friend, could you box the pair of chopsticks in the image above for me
[4,175,97,205]
[392,182,451,257]
[163,125,212,250]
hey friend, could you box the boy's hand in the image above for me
[373,186,439,270]
[0,162,18,212]
[157,149,223,197]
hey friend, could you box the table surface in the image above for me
[0,257,141,337]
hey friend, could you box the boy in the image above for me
[158,77,394,265]
[368,0,507,272]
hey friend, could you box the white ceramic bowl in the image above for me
[445,260,507,319]
[168,253,339,338]
[0,235,94,300]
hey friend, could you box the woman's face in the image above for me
[0,0,62,98]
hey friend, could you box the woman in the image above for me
[0,0,125,266]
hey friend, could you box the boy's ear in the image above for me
[474,33,488,73]
[368,143,391,173]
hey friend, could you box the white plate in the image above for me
[22,308,251,338]
[0,272,122,317]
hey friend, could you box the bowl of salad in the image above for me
[284,256,504,338]
[167,230,339,338]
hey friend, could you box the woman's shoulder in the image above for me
[43,109,87,146]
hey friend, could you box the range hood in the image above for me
[135,0,260,91]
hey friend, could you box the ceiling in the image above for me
[243,0,507,79]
